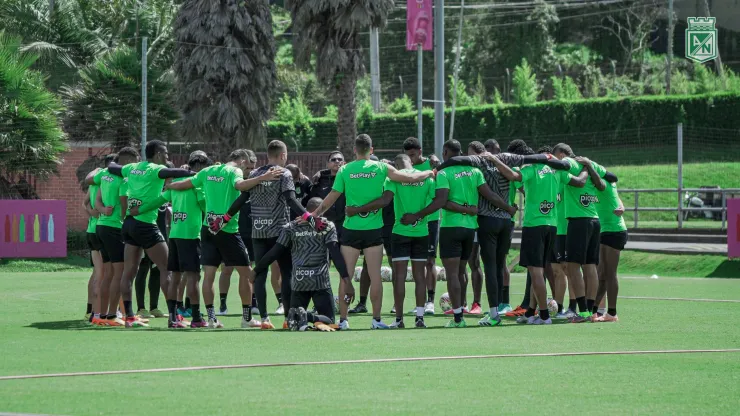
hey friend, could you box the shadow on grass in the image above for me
[707,260,740,278]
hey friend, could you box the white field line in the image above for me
[1,349,739,381]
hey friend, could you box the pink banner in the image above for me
[728,199,740,259]
[0,200,67,258]
[407,0,433,51]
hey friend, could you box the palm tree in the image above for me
[61,46,178,150]
[173,0,276,152]
[0,32,67,180]
[287,0,395,155]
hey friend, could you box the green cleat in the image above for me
[149,309,166,318]
[136,309,154,319]
[569,311,592,323]
[497,303,513,315]
[445,319,467,328]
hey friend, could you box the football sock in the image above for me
[557,303,563,313]
[416,306,424,317]
[539,309,550,321]
[576,296,587,313]
[251,293,258,307]
[453,308,463,323]
[275,293,282,305]
[502,286,510,304]
[242,305,252,322]
[123,301,134,318]
[489,307,499,318]
[608,308,617,316]
[586,299,595,313]
[86,303,92,314]
[395,317,403,323]
[592,305,600,315]
[206,304,216,321]
[184,297,191,309]
[219,293,228,307]
[359,296,368,306]
[373,316,381,322]
[525,307,536,318]
[175,300,184,311]
[427,290,435,303]
[166,299,176,322]
[191,304,201,321]
[568,299,576,312]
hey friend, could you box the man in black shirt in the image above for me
[287,164,312,215]
[308,151,346,239]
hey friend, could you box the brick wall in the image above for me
[32,146,338,231]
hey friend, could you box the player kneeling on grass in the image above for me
[252,197,352,332]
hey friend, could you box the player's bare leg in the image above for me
[338,245,362,328]
[363,245,386,327]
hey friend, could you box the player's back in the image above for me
[333,159,389,230]
[248,165,294,238]
[436,165,483,229]
[192,163,242,234]
[122,161,165,224]
[385,169,435,235]
[520,163,560,227]
[96,168,126,228]
[562,157,605,219]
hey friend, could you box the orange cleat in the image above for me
[505,306,527,317]
[282,321,289,329]
[92,317,108,326]
[261,319,275,330]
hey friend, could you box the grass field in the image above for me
[2,269,740,415]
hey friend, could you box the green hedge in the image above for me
[267,92,740,163]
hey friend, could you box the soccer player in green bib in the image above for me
[312,134,435,330]
[133,152,211,328]
[344,154,436,328]
[402,139,514,328]
[552,143,618,323]
[402,137,441,314]
[104,140,196,327]
[90,148,139,326]
[593,180,627,323]
[82,156,111,324]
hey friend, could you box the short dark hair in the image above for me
[402,137,422,151]
[267,140,287,158]
[104,153,117,166]
[244,149,257,163]
[228,149,250,161]
[468,141,486,155]
[285,164,300,178]
[145,140,166,159]
[328,151,344,161]
[306,197,323,212]
[189,150,208,160]
[188,154,210,170]
[117,147,139,162]
[484,139,499,149]
[537,145,553,154]
[443,139,462,154]
[553,143,575,157]
[507,139,534,156]
[394,153,411,168]
[355,134,372,154]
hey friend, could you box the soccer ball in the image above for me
[353,266,362,282]
[380,266,393,282]
[436,266,446,281]
[547,298,558,315]
[439,292,452,312]
[406,266,413,282]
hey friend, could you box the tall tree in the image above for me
[174,0,276,151]
[287,0,395,156]
[0,32,67,179]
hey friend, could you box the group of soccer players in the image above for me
[81,132,626,330]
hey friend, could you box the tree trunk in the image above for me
[702,0,725,86]
[336,73,357,158]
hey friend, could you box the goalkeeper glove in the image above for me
[302,212,327,231]
[208,214,231,235]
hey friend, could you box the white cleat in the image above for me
[517,315,535,324]
[424,302,435,315]
[531,317,552,325]
[338,320,350,330]
[208,317,224,328]
[275,303,284,315]
[216,308,228,316]
[389,320,405,329]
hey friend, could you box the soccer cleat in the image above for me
[84,313,91,321]
[150,309,166,318]
[517,315,535,324]
[116,310,123,319]
[168,320,188,329]
[176,307,191,318]
[91,317,107,326]
[569,312,592,323]
[445,319,467,328]
[208,317,224,328]
[276,303,284,315]
[563,309,577,319]
[468,303,483,315]
[590,313,603,323]
[497,303,513,315]
[282,321,288,329]
[371,320,390,329]
[390,306,396,314]
[241,318,256,329]
[176,315,190,326]
[600,313,619,322]
[444,309,454,315]
[134,316,150,324]
[424,302,435,315]
[531,317,552,325]
[414,319,427,328]
[125,317,149,328]
[338,320,350,330]
[261,318,275,330]
[348,303,367,314]
[106,317,125,327]
[190,320,208,328]
[478,314,502,327]
[389,320,405,329]
[216,306,228,316]
[505,306,527,317]
[554,311,569,320]
[136,309,154,319]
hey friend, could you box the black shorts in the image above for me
[552,234,567,264]
[427,220,439,258]
[519,226,556,268]
[390,233,428,262]
[565,217,601,265]
[382,225,393,258]
[340,228,383,250]
[96,226,124,263]
[87,232,102,251]
[291,288,335,323]
[201,227,249,267]
[439,227,476,260]
[601,231,628,251]
[239,230,255,264]
[122,216,165,250]
[167,238,201,272]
